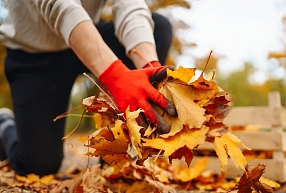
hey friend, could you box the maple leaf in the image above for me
[172,157,207,182]
[205,116,228,143]
[101,154,131,178]
[169,146,194,167]
[86,120,130,156]
[75,64,245,183]
[166,65,196,83]
[125,107,144,159]
[214,132,249,171]
[50,177,82,193]
[81,96,123,129]
[143,126,209,157]
[204,95,231,121]
[237,163,276,193]
[16,173,57,188]
[158,82,206,137]
[82,96,121,115]
[190,72,217,90]
[81,165,106,192]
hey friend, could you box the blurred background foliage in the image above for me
[0,0,285,133]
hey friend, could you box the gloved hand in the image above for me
[99,59,177,134]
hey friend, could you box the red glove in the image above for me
[99,60,177,134]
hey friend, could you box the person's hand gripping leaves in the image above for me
[99,60,177,134]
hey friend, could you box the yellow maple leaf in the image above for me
[16,173,56,187]
[158,82,206,137]
[126,107,144,159]
[167,65,196,84]
[143,126,209,157]
[173,157,207,182]
[213,135,228,171]
[39,174,57,185]
[214,132,249,171]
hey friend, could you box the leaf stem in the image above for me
[200,50,213,77]
[83,73,118,109]
[62,108,87,140]
[131,49,153,67]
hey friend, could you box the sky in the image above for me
[172,0,286,84]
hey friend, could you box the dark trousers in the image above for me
[3,13,172,176]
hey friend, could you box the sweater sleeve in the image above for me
[33,0,92,46]
[112,0,155,54]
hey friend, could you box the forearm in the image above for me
[69,20,118,76]
[129,42,159,69]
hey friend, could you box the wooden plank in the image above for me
[224,107,280,127]
[198,132,285,150]
[281,108,286,127]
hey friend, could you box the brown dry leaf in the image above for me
[81,164,106,192]
[145,175,177,193]
[87,120,130,156]
[50,176,82,193]
[82,96,120,114]
[237,163,276,193]
[214,132,249,171]
[82,96,120,127]
[169,145,194,167]
[143,126,208,157]
[204,95,231,121]
[173,157,207,182]
[166,66,196,84]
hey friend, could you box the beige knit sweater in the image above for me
[0,0,155,54]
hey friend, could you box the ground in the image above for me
[0,133,285,193]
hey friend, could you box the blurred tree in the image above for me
[268,15,286,72]
[216,62,286,107]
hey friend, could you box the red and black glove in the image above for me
[99,60,177,134]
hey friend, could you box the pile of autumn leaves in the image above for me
[77,66,256,191]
